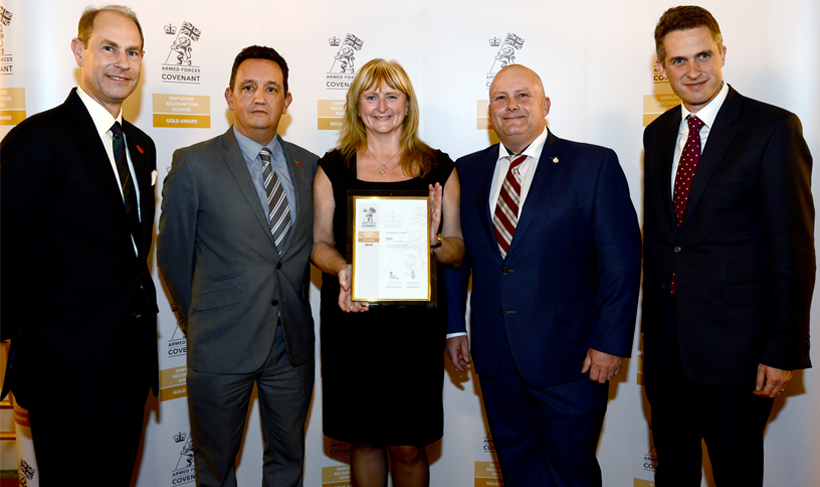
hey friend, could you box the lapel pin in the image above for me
[552,157,559,164]
[297,161,303,167]
[136,145,144,154]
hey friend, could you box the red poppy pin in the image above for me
[136,145,144,154]
[297,161,303,167]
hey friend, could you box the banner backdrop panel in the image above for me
[2,1,817,487]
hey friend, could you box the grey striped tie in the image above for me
[260,148,291,251]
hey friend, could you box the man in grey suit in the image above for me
[158,45,319,487]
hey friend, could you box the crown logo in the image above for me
[165,24,177,35]
[329,36,340,47]
[174,432,186,443]
[489,37,501,47]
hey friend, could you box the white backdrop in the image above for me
[1,1,818,486]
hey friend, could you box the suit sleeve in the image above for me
[157,149,199,324]
[760,113,814,370]
[0,124,45,340]
[590,150,643,357]
[444,256,471,335]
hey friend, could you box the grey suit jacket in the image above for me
[157,128,319,373]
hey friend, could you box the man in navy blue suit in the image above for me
[446,64,641,487]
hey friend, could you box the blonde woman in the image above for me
[311,58,463,487]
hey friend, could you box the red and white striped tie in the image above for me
[493,155,527,259]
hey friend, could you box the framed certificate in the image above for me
[347,190,436,307]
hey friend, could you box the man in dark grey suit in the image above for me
[158,45,319,487]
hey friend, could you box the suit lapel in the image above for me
[679,88,742,229]
[219,129,277,247]
[506,131,560,257]
[476,146,504,261]
[279,141,309,255]
[655,112,681,236]
[65,91,130,220]
[123,122,153,259]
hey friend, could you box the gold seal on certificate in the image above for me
[348,190,436,306]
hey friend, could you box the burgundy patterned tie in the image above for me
[670,115,704,294]
[493,155,527,259]
[111,122,140,244]
[673,115,705,227]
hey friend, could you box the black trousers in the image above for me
[644,294,774,487]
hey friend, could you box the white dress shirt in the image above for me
[447,127,549,339]
[76,86,140,253]
[670,81,730,194]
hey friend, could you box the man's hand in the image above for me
[754,364,793,398]
[581,348,623,383]
[446,336,471,373]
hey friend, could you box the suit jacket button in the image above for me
[660,283,667,289]
[271,300,279,307]
[499,310,503,316]
[133,313,142,319]
[673,246,682,253]
[276,262,282,270]
[501,267,511,275]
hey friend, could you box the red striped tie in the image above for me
[493,155,527,259]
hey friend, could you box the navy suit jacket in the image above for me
[642,86,814,384]
[1,89,159,406]
[447,130,642,387]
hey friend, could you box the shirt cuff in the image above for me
[446,332,468,339]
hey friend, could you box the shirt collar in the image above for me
[76,86,122,137]
[680,81,729,129]
[498,126,549,161]
[232,126,284,165]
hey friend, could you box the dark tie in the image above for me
[673,115,705,227]
[670,115,705,294]
[110,122,140,245]
[260,148,291,251]
[493,154,527,259]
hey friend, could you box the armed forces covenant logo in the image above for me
[171,432,196,486]
[1,6,14,75]
[326,33,364,90]
[485,32,525,88]
[161,21,202,84]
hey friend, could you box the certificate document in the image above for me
[349,190,434,305]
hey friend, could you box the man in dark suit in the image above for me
[445,64,642,487]
[642,6,814,486]
[157,46,318,487]
[0,6,157,485]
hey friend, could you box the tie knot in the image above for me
[110,121,123,136]
[509,154,527,169]
[687,115,704,134]
[259,147,272,163]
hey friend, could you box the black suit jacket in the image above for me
[1,89,159,408]
[642,86,814,385]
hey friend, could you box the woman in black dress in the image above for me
[310,58,464,487]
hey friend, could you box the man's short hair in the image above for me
[654,5,723,65]
[229,46,289,94]
[78,5,144,50]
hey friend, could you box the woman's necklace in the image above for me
[367,147,401,174]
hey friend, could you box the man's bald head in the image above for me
[488,64,551,153]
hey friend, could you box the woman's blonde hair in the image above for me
[337,58,436,177]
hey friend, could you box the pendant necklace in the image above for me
[367,147,401,174]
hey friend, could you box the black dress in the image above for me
[319,149,454,446]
